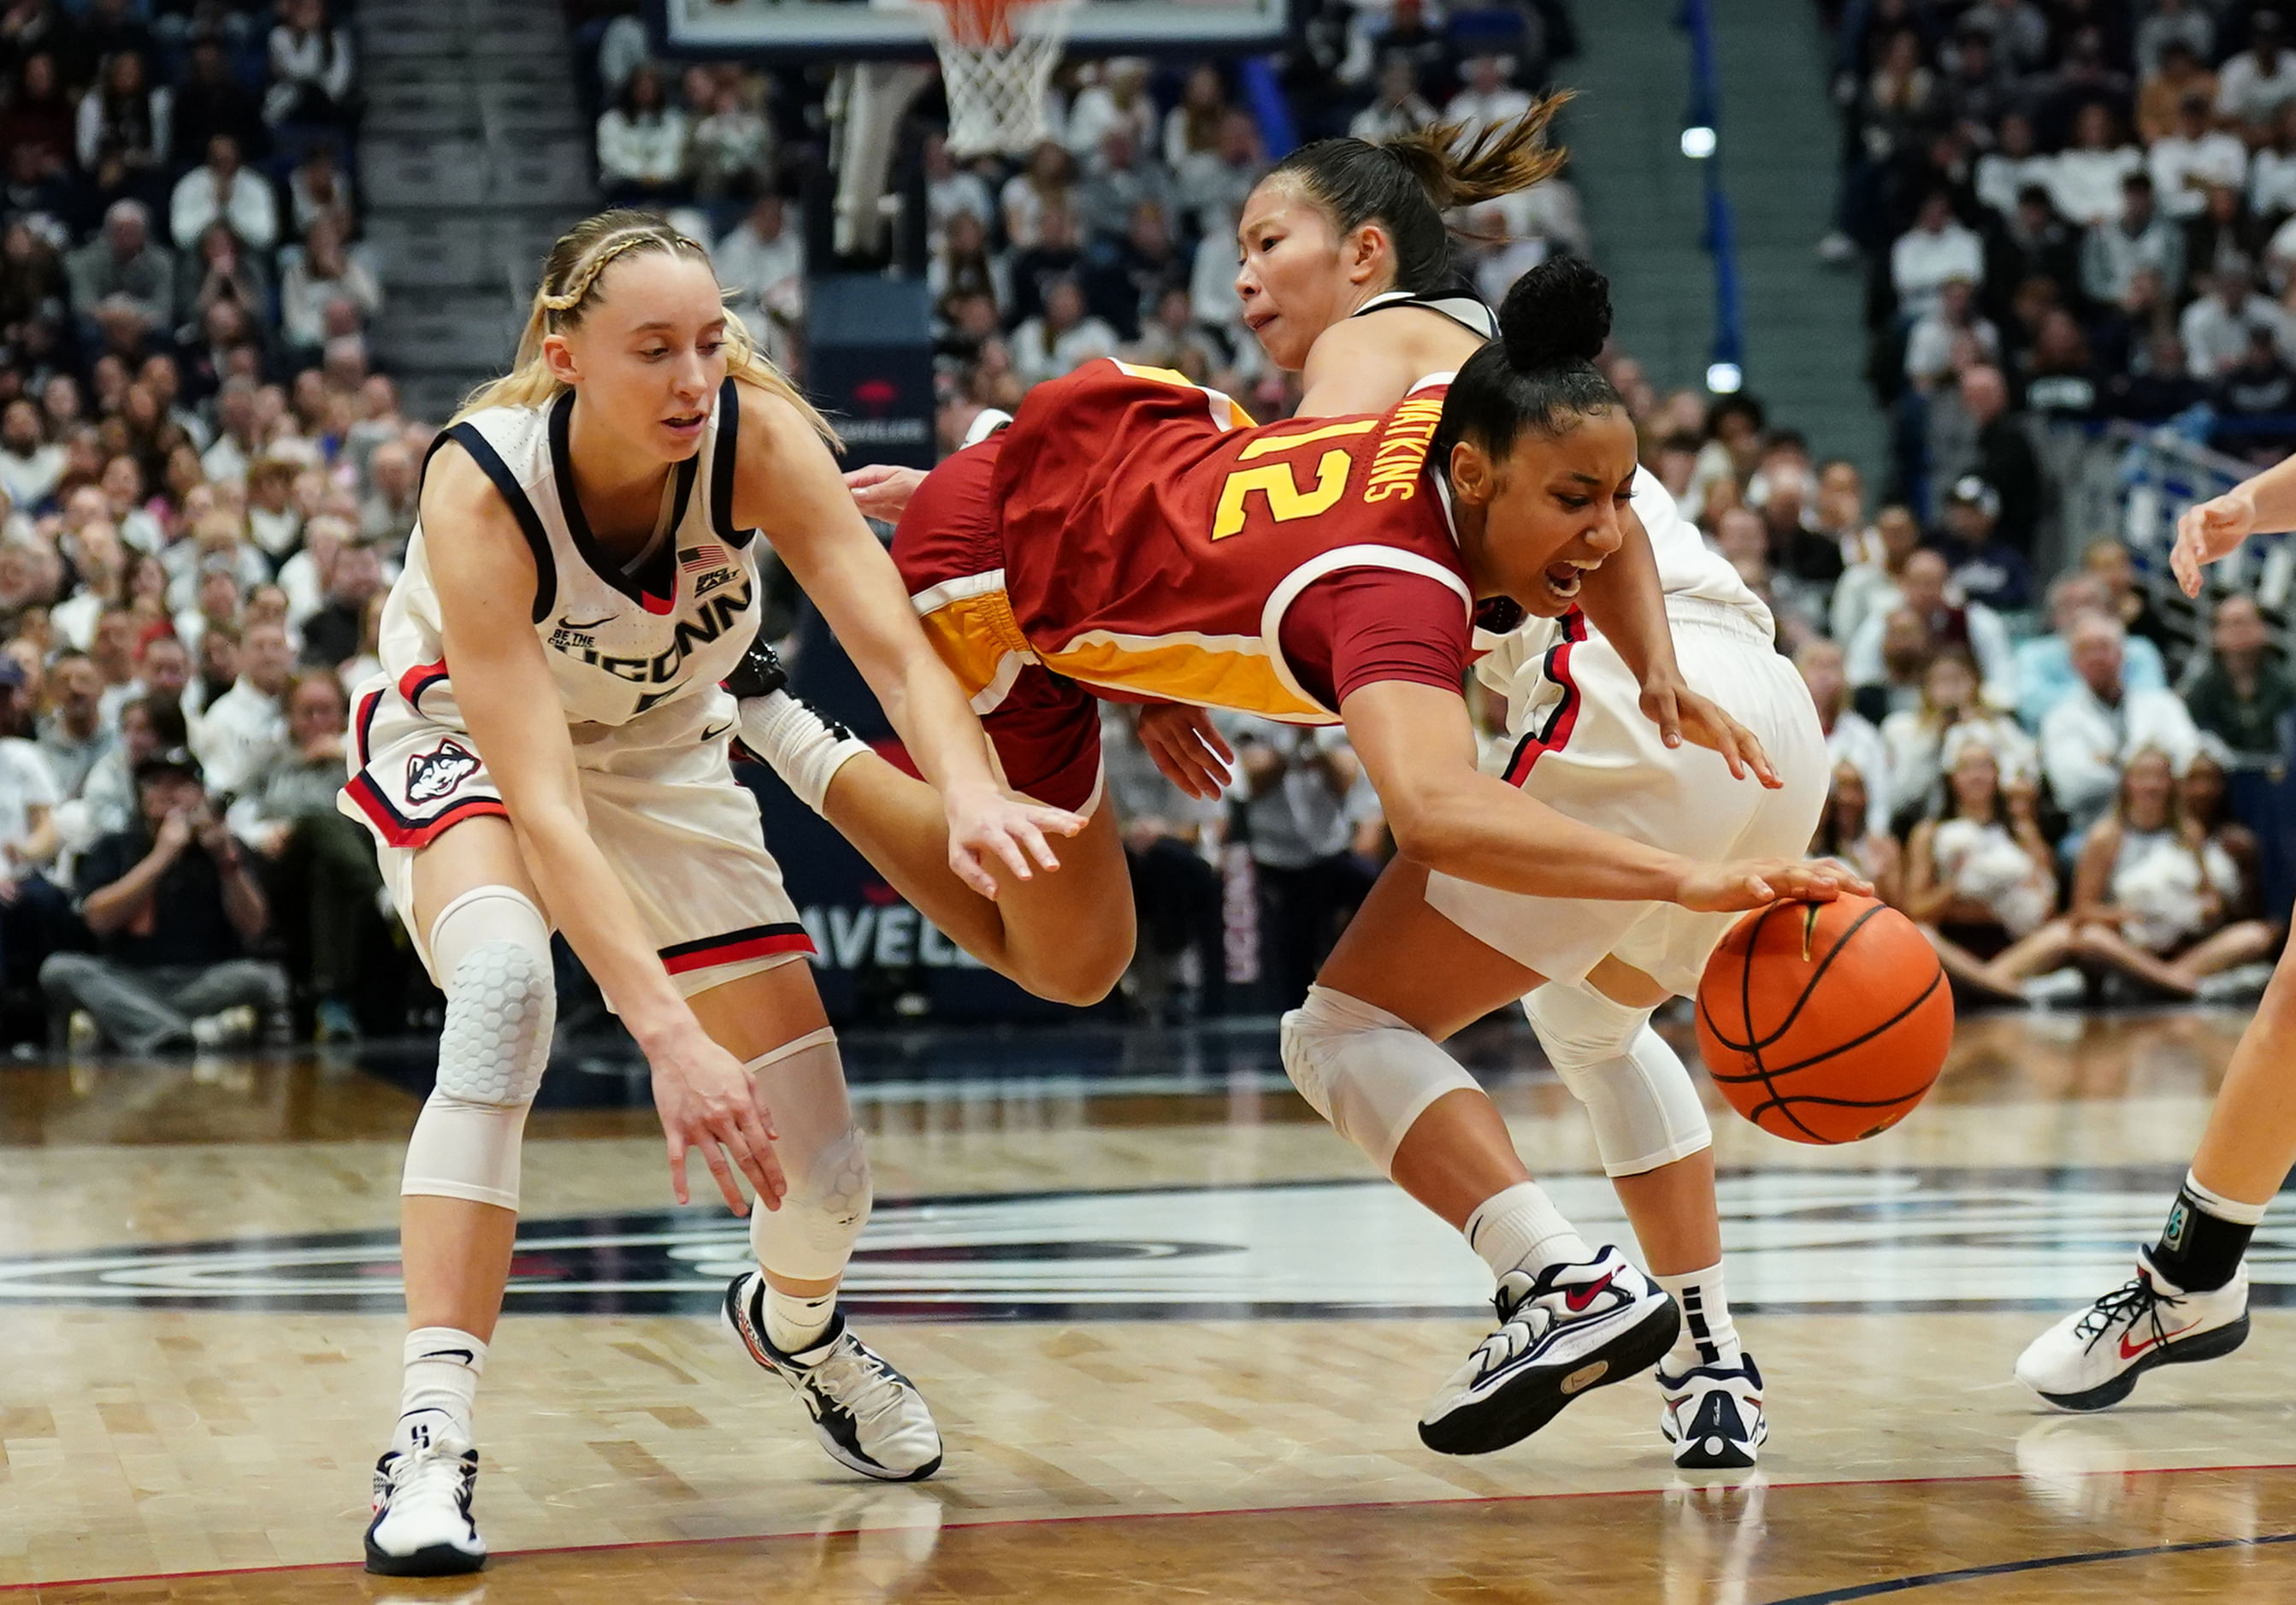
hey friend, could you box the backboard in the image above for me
[652,0,1287,60]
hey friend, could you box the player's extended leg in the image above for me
[372,816,557,1578]
[1534,957,1763,1471]
[689,965,942,1481]
[1292,859,1679,1458]
[733,648,1135,1007]
[2016,939,2296,1409]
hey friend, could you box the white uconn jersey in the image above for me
[382,377,763,731]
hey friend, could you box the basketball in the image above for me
[1695,895,1954,1145]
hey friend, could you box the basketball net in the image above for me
[922,0,1075,156]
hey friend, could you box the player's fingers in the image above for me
[983,828,1035,883]
[1188,709,1234,764]
[948,843,1000,900]
[1144,738,1193,795]
[724,1111,779,1208]
[1649,690,1684,751]
[1187,731,1234,788]
[1016,819,1061,871]
[1027,803,1087,838]
[697,1136,746,1215]
[1738,727,1780,788]
[664,1130,690,1206]
[1740,875,1774,906]
[1709,717,1747,780]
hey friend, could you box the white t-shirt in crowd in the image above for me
[0,737,61,864]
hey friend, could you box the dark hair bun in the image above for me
[1498,256,1612,372]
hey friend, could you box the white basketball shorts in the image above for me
[1425,597,1831,999]
[339,675,814,999]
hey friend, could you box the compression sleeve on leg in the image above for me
[401,886,556,1209]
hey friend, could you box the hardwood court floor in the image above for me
[0,1010,2290,1602]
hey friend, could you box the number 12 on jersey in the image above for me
[1210,419,1378,540]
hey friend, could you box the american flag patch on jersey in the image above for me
[680,544,728,571]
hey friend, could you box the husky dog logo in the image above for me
[407,741,481,805]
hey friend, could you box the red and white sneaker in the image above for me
[1419,1246,1679,1455]
[2015,1248,2251,1412]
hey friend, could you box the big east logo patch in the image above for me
[407,740,481,804]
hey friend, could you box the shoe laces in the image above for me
[2072,1272,2184,1354]
[1470,1301,1556,1381]
[392,1445,471,1514]
[809,1339,910,1427]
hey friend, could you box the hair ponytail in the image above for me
[1430,256,1623,466]
[1382,93,1572,213]
[455,209,838,449]
[1266,91,1573,297]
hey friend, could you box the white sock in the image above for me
[1464,1181,1591,1282]
[2184,1169,2269,1224]
[763,1283,837,1356]
[737,690,873,815]
[1653,1263,1741,1374]
[397,1326,487,1452]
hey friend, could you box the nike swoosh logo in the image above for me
[1564,1271,1619,1313]
[702,723,734,743]
[422,1348,477,1364]
[2121,1319,2201,1360]
[558,614,615,631]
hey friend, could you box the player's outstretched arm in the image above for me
[735,384,1081,899]
[425,447,785,1216]
[2174,449,2296,595]
[1339,678,1861,908]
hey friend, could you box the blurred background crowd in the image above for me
[0,0,2288,1051]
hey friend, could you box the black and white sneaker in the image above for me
[364,1427,484,1576]
[1419,1246,1680,1456]
[1657,1352,1767,1470]
[722,1272,943,1481]
[2015,1248,2251,1412]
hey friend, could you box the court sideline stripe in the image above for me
[1761,1528,2296,1602]
[4,1461,2292,1595]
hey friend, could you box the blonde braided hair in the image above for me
[456,209,837,447]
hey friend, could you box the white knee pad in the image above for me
[1279,985,1481,1173]
[402,886,556,1210]
[747,1028,873,1282]
[1524,983,1711,1178]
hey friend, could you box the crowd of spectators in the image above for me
[0,0,405,1048]
[1812,1,2296,1003]
[1833,0,2296,516]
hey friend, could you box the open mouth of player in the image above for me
[663,411,706,437]
[1541,560,1594,601]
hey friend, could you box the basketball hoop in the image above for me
[922,0,1076,157]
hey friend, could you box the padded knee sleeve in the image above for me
[1278,985,1481,1173]
[1524,984,1711,1178]
[402,887,556,1210]
[746,1029,873,1282]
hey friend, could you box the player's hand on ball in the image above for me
[649,1024,786,1216]
[1675,857,1872,912]
[2172,489,2257,597]
[943,779,1083,900]
[844,463,928,523]
[1641,681,1780,788]
[1137,704,1234,800]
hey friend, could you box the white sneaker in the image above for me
[2019,968,2086,1007]
[2015,1248,2251,1412]
[190,1004,258,1049]
[1657,1352,1768,1469]
[1419,1246,1679,1456]
[722,1272,943,1481]
[365,1427,484,1576]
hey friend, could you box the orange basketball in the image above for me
[1694,895,1953,1144]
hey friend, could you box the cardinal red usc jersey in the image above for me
[891,361,1474,810]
